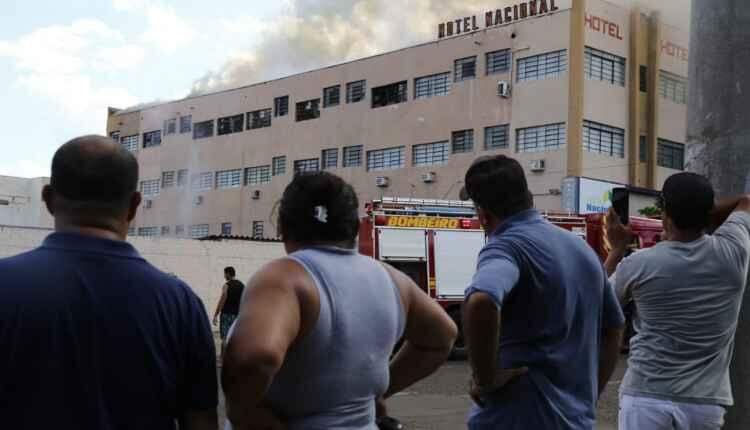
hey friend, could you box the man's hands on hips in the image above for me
[469,367,529,407]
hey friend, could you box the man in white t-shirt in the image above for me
[605,172,750,430]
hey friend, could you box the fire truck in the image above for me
[358,197,663,355]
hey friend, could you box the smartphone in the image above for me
[611,187,630,225]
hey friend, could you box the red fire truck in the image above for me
[358,197,663,355]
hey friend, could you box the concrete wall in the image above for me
[0,226,286,316]
[0,176,53,229]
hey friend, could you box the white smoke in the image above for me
[189,0,690,96]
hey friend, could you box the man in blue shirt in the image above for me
[461,155,625,429]
[0,136,218,429]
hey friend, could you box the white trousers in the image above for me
[619,394,726,430]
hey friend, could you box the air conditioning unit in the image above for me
[375,176,390,188]
[144,199,153,209]
[421,172,436,183]
[530,159,546,172]
[497,80,511,98]
[194,195,203,206]
[251,190,261,200]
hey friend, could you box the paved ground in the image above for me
[218,355,627,429]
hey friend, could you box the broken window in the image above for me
[371,81,407,108]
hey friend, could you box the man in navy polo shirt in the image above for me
[461,155,625,429]
[0,136,218,429]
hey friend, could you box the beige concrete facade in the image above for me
[0,175,53,229]
[106,0,689,238]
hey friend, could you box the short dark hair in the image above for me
[224,267,236,277]
[662,172,714,231]
[50,135,138,214]
[464,155,533,219]
[278,172,360,246]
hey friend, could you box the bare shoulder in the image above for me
[247,258,316,298]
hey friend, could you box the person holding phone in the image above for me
[606,172,750,430]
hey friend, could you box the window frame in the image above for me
[454,56,477,82]
[143,130,162,148]
[371,81,408,108]
[252,221,264,239]
[217,114,244,136]
[366,146,405,171]
[193,120,214,139]
[346,80,366,104]
[121,135,138,153]
[657,139,685,170]
[516,123,567,153]
[659,71,688,104]
[294,158,320,174]
[177,169,189,187]
[215,169,243,189]
[321,148,338,169]
[484,124,510,150]
[517,50,568,82]
[486,49,511,75]
[179,115,192,133]
[274,95,289,117]
[192,172,214,191]
[584,46,626,87]
[582,120,625,158]
[163,118,177,135]
[296,99,321,122]
[342,145,363,168]
[272,156,286,176]
[140,179,161,197]
[414,72,451,99]
[323,85,341,108]
[221,223,232,236]
[413,141,449,167]
[247,108,272,130]
[451,129,474,154]
[245,165,271,185]
[189,224,210,238]
[161,171,175,188]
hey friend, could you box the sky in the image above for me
[0,0,689,179]
[0,0,288,178]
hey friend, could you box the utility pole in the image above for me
[686,1,750,428]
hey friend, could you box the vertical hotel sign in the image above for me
[438,0,560,39]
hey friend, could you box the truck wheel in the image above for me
[448,308,467,360]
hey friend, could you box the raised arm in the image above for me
[710,194,750,232]
[382,264,457,399]
[222,259,318,429]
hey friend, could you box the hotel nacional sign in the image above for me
[438,0,561,39]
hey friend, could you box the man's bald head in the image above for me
[48,135,139,217]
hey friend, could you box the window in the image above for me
[143,130,162,148]
[367,146,405,171]
[218,114,244,135]
[454,56,477,82]
[138,227,159,237]
[343,145,363,167]
[415,72,451,99]
[121,135,138,152]
[516,123,567,152]
[221,223,232,236]
[109,131,120,141]
[296,99,321,122]
[372,81,407,108]
[294,158,320,174]
[216,169,242,189]
[252,221,264,239]
[484,125,510,150]
[274,95,289,117]
[413,141,448,166]
[190,224,210,238]
[177,169,188,186]
[584,47,626,86]
[163,118,177,135]
[180,115,192,133]
[140,179,160,197]
[175,225,185,236]
[161,171,175,188]
[193,120,214,139]
[486,49,511,75]
[658,139,685,170]
[245,165,271,185]
[639,136,648,162]
[322,148,338,169]
[323,85,341,107]
[659,71,687,104]
[451,129,474,153]
[517,50,568,82]
[161,226,170,236]
[640,65,648,92]
[272,156,286,176]
[583,120,625,158]
[346,80,366,103]
[128,227,135,236]
[192,172,214,191]
[247,108,272,129]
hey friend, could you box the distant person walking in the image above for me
[213,266,245,342]
[461,155,625,429]
[0,136,218,429]
[222,172,457,430]
[605,173,750,430]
